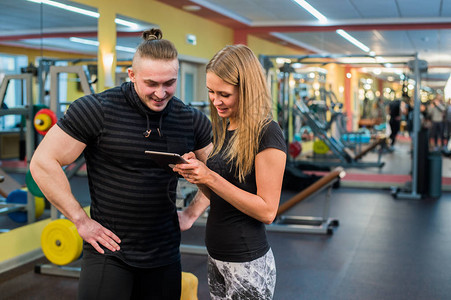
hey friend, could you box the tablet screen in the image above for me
[145,151,188,172]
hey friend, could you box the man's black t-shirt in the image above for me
[58,82,211,268]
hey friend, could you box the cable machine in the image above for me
[394,55,428,199]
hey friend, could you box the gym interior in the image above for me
[1,0,451,299]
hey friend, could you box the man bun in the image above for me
[142,28,162,41]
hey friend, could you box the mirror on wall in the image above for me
[0,1,153,66]
[0,0,99,57]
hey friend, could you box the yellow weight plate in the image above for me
[41,219,83,265]
[35,196,45,219]
[313,140,330,154]
[19,187,45,219]
[34,113,52,131]
[181,272,199,300]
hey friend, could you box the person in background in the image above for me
[428,94,445,150]
[361,97,371,120]
[30,28,212,300]
[387,98,407,150]
[402,95,414,138]
[371,97,386,125]
[174,45,287,300]
[443,98,451,148]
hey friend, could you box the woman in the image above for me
[174,45,287,299]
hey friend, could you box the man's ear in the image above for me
[127,67,135,82]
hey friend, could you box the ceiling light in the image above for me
[190,0,251,25]
[69,37,99,46]
[336,29,370,53]
[115,45,136,53]
[27,0,99,17]
[292,0,328,23]
[276,58,292,64]
[114,19,139,30]
[182,5,201,12]
[27,0,139,29]
[70,37,136,53]
[271,32,326,54]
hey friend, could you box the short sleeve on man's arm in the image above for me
[192,109,212,150]
[57,95,104,144]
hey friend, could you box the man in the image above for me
[30,28,212,299]
[428,94,445,150]
[387,98,407,150]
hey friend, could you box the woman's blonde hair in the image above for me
[207,45,272,182]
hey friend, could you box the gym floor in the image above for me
[1,137,451,299]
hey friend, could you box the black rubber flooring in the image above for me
[181,188,451,300]
[1,184,451,299]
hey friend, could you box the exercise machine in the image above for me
[270,166,345,234]
[179,167,346,257]
[392,55,428,200]
[264,55,388,170]
[0,74,37,223]
[34,64,94,276]
[294,100,386,168]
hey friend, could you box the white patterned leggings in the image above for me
[207,248,276,300]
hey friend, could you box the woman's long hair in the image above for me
[207,45,272,182]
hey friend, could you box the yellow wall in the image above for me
[73,0,233,61]
[71,0,306,74]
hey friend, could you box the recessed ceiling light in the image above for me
[292,0,327,23]
[182,5,201,11]
[27,0,139,29]
[336,29,370,53]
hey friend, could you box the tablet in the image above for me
[145,150,188,171]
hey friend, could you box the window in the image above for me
[0,54,28,130]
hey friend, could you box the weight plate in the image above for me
[34,113,52,131]
[26,170,44,197]
[6,189,28,223]
[6,189,45,222]
[41,219,83,265]
[34,108,57,135]
[313,140,330,154]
